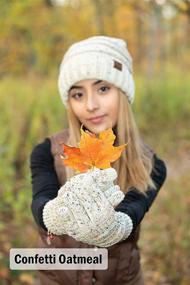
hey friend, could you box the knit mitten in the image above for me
[43,168,133,247]
[43,167,120,234]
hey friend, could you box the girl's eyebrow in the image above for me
[69,80,103,92]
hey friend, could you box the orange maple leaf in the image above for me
[60,125,129,173]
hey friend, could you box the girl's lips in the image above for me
[88,115,106,124]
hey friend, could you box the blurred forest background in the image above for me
[0,0,190,284]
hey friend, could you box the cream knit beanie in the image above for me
[58,35,135,106]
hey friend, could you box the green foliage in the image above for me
[0,0,94,76]
[140,171,190,284]
[0,77,68,224]
[0,76,68,283]
[133,65,190,154]
[135,66,190,127]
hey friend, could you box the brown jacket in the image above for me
[36,129,145,285]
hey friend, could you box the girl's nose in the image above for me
[86,92,99,111]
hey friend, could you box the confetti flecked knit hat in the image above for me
[58,35,135,107]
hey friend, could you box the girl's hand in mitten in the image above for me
[57,168,119,236]
[78,211,133,247]
[43,167,124,236]
[58,167,125,208]
[42,197,69,235]
[43,167,133,247]
[57,168,133,247]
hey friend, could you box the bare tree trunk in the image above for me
[104,0,118,35]
[91,0,105,34]
[91,0,118,35]
[130,0,147,70]
[44,0,54,7]
[146,1,162,80]
[169,0,190,46]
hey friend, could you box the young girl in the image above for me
[30,35,167,285]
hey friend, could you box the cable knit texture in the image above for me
[58,35,135,107]
[42,167,133,247]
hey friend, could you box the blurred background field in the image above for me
[0,0,190,284]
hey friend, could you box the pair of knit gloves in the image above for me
[43,167,133,247]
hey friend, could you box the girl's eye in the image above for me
[71,92,83,99]
[99,86,110,93]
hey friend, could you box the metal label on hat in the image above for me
[113,60,122,71]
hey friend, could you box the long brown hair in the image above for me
[64,89,156,193]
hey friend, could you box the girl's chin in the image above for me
[85,124,111,135]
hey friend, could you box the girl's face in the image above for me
[68,79,119,134]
